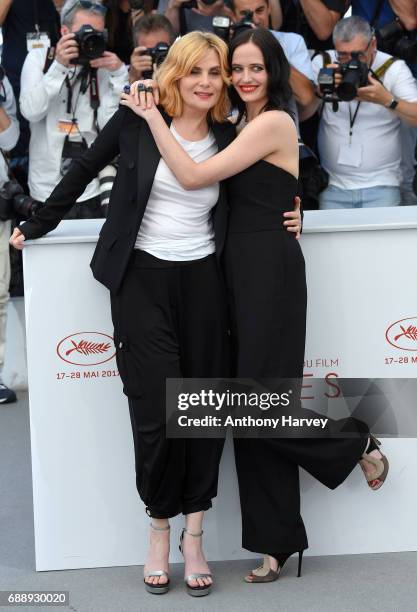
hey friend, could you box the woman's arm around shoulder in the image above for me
[121,90,297,189]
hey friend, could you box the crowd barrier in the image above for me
[20,207,417,570]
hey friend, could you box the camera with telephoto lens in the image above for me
[71,24,108,65]
[14,193,41,220]
[140,42,170,79]
[376,19,417,65]
[0,180,41,221]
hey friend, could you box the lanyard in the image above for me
[65,67,100,135]
[348,102,361,144]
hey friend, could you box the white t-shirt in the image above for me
[135,125,219,260]
[312,50,417,189]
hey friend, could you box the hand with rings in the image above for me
[120,80,160,119]
[127,79,159,109]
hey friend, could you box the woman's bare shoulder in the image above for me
[257,109,294,129]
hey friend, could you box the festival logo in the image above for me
[385,317,417,352]
[56,332,116,366]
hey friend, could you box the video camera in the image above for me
[140,42,170,79]
[376,19,417,65]
[318,53,369,109]
[71,24,108,66]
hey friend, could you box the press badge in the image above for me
[26,32,51,52]
[337,142,363,167]
[58,119,79,135]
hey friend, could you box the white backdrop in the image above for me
[23,208,417,571]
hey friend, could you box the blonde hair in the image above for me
[156,31,230,122]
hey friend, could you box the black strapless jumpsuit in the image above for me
[224,161,369,554]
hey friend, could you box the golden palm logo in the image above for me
[65,340,111,357]
[386,318,417,351]
[57,332,116,365]
[393,325,417,342]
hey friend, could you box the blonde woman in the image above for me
[10,31,302,597]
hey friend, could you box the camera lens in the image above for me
[13,194,40,220]
[81,33,107,59]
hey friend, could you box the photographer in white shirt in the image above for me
[311,15,417,209]
[19,0,128,217]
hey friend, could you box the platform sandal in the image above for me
[143,523,170,595]
[179,528,212,597]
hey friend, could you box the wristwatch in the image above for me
[386,97,399,110]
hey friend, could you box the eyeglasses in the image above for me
[335,39,372,63]
[64,1,108,19]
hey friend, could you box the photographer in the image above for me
[129,14,175,82]
[0,0,61,187]
[19,0,128,219]
[312,15,417,209]
[349,1,417,205]
[0,71,19,404]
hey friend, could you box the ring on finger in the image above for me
[145,86,153,93]
[137,83,146,92]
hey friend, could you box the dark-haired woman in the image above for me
[103,0,133,65]
[126,27,389,584]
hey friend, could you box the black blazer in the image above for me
[20,106,236,294]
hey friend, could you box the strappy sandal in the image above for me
[245,550,304,583]
[360,435,389,491]
[143,522,170,595]
[179,528,212,597]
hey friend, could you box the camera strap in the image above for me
[89,68,100,133]
[42,50,101,133]
[371,57,398,82]
[66,67,100,134]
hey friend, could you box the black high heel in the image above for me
[245,550,304,583]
